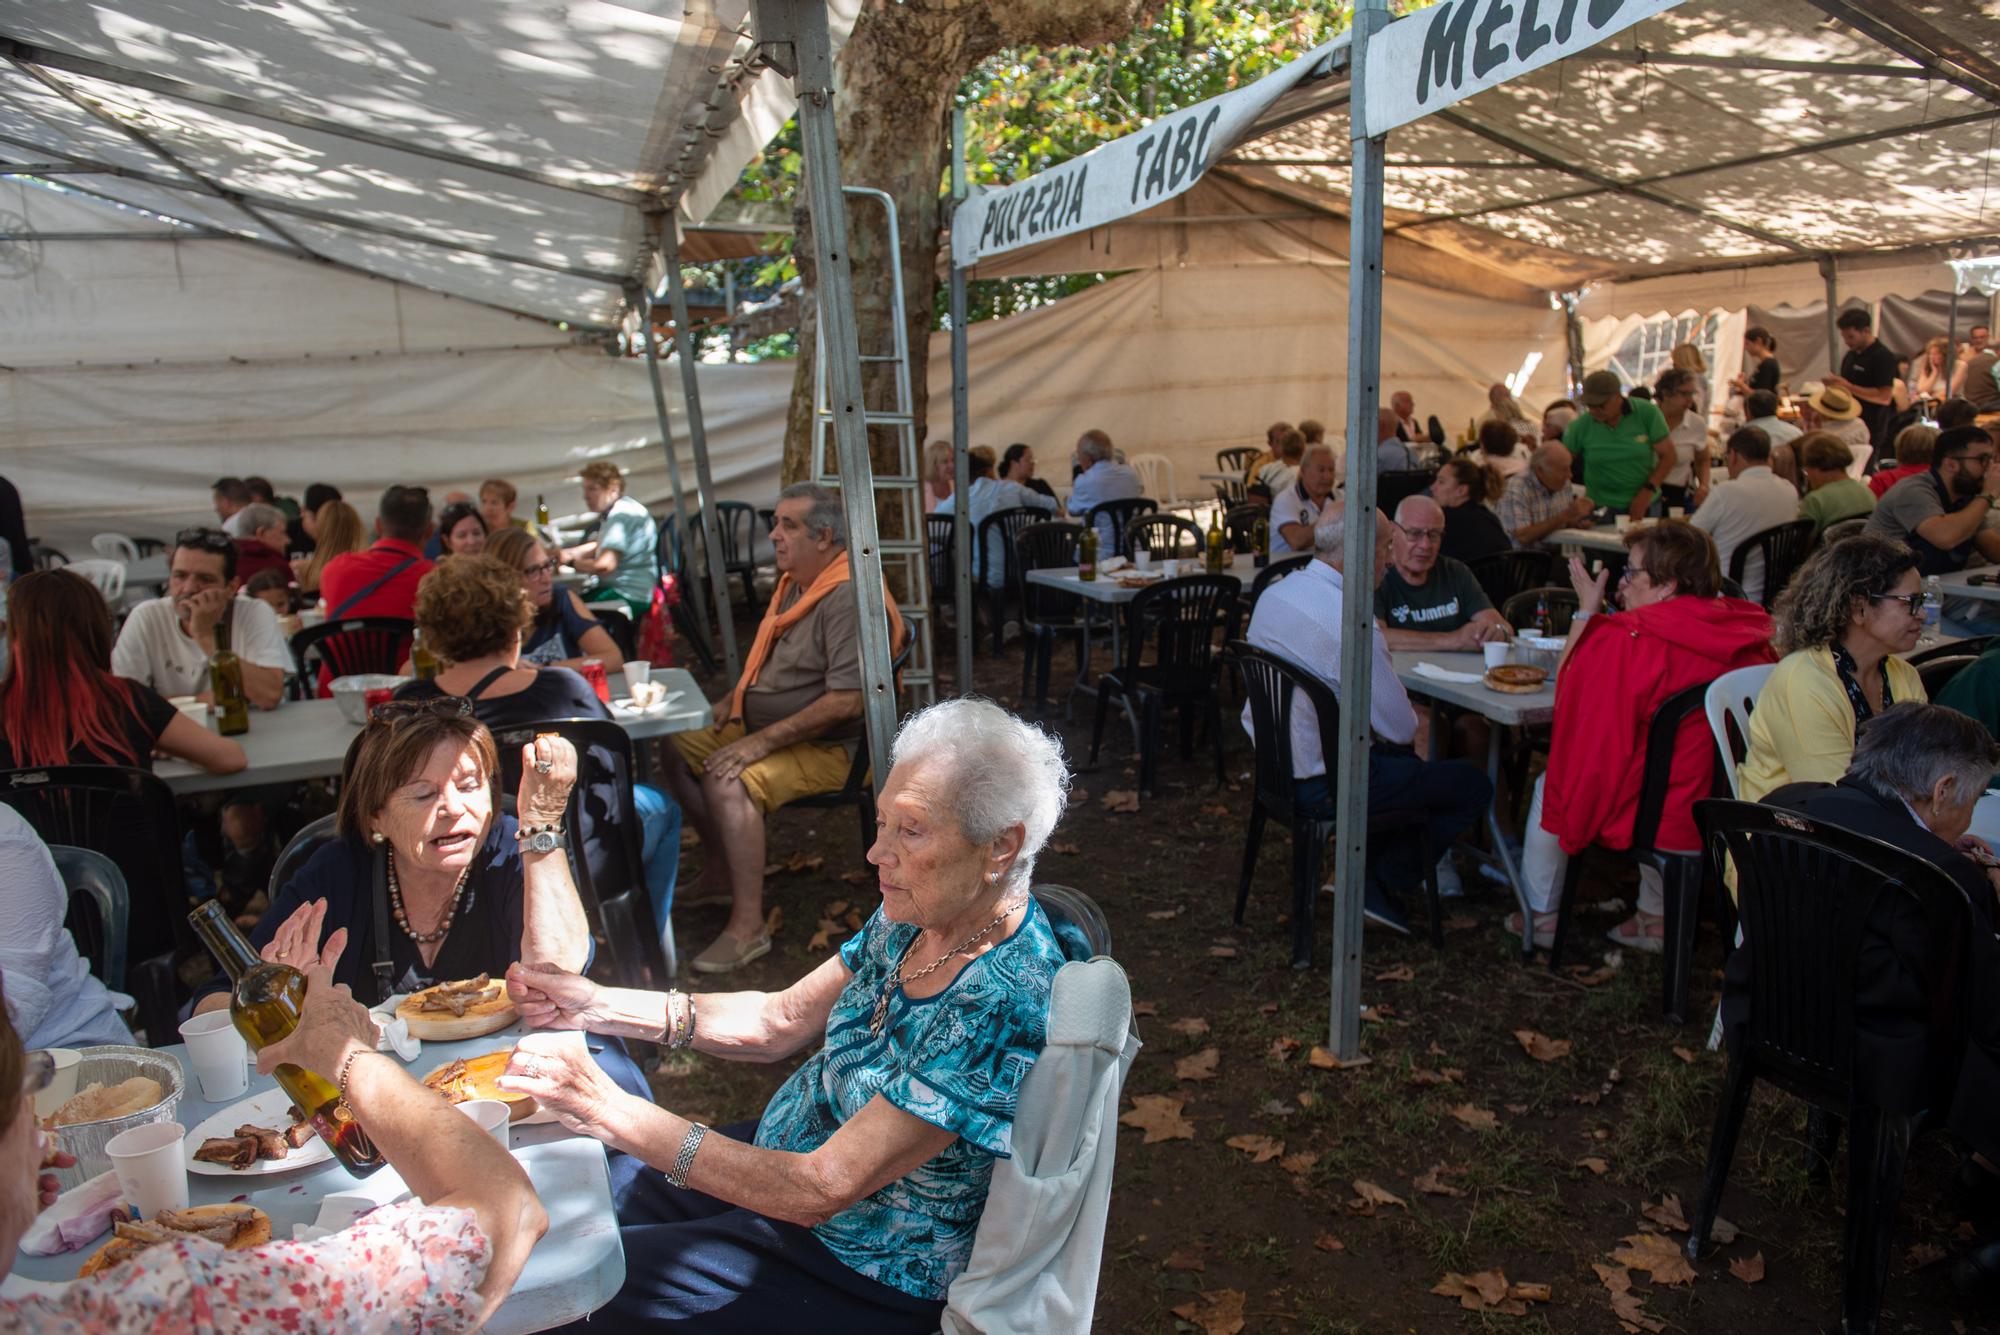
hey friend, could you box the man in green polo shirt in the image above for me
[1562,369,1675,520]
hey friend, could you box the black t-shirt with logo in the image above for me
[1839,338,1900,446]
[1373,557,1492,633]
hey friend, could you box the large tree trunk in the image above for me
[780,0,1157,504]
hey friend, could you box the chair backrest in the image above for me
[91,533,140,565]
[1127,453,1177,502]
[1917,653,1978,698]
[1246,553,1312,621]
[1821,515,1870,546]
[1227,640,1339,826]
[1215,446,1261,475]
[65,558,126,603]
[711,501,757,567]
[1377,469,1438,518]
[1728,519,1816,606]
[130,537,168,557]
[33,544,68,570]
[1211,476,1248,507]
[924,513,956,600]
[0,766,185,969]
[1466,549,1551,610]
[1630,678,1722,854]
[270,812,340,898]
[290,617,416,697]
[1123,513,1202,561]
[1704,663,1776,800]
[51,844,130,992]
[1500,586,1579,634]
[1221,504,1266,554]
[1082,498,1157,559]
[1698,797,1971,1103]
[1119,575,1240,678]
[1033,884,1113,961]
[974,506,1048,589]
[1910,636,1992,665]
[1012,521,1086,626]
[656,511,688,576]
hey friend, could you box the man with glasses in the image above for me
[1689,425,1799,603]
[112,527,290,709]
[1868,425,2000,633]
[1375,497,1511,652]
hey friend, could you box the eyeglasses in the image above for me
[1949,453,1997,469]
[1397,525,1444,544]
[521,559,557,578]
[1867,591,1926,615]
[1619,565,1650,583]
[174,527,234,552]
[368,696,475,725]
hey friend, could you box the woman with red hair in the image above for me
[0,569,246,774]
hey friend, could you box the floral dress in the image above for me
[755,901,1063,1302]
[1,1202,490,1334]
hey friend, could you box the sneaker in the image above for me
[690,930,773,974]
[1434,855,1464,900]
[1362,885,1412,936]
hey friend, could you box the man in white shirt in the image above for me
[935,446,1058,586]
[1065,428,1145,547]
[0,805,132,1050]
[1270,445,1338,556]
[1689,426,1801,602]
[1241,502,1491,937]
[113,528,291,708]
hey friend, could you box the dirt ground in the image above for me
[646,625,1992,1334]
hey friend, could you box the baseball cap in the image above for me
[1578,370,1622,407]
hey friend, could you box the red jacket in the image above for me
[1542,596,1776,856]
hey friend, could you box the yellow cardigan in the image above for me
[1738,647,1926,803]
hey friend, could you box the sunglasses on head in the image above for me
[175,527,234,553]
[368,696,475,725]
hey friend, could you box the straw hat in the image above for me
[1806,383,1861,420]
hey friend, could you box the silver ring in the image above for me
[534,756,553,774]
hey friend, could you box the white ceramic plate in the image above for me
[182,1087,332,1176]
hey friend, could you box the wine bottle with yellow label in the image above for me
[209,614,249,737]
[188,902,384,1179]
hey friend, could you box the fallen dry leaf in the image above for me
[1198,803,1232,817]
[1118,1095,1194,1143]
[1307,1046,1371,1070]
[762,906,783,938]
[1132,1000,1159,1017]
[1168,1017,1211,1038]
[1225,1133,1285,1164]
[1578,1156,1610,1175]
[807,917,838,951]
[1259,1002,1280,1016]
[1514,1028,1573,1062]
[1175,1047,1221,1082]
[837,869,872,886]
[1449,1103,1499,1133]
[1170,1289,1245,1335]
[1574,1089,1603,1106]
[1414,1162,1467,1197]
[1048,842,1082,855]
[1268,1037,1301,1063]
[1709,1215,1740,1245]
[1594,1263,1667,1334]
[1504,1102,1529,1115]
[1729,1251,1765,1284]
[843,910,863,930]
[1296,1090,1318,1108]
[1431,1269,1545,1315]
[1374,963,1416,982]
[1101,789,1141,813]
[825,899,848,916]
[1671,1046,1697,1064]
[1147,907,1183,921]
[1206,945,1238,959]
[1067,787,1087,805]
[1610,1232,1697,1286]
[1906,1242,1948,1270]
[1641,1194,1689,1233]
[1443,913,1479,932]
[1279,1151,1320,1177]
[1407,1067,1454,1086]
[1427,1040,1449,1057]
[1162,1248,1206,1272]
[1348,1180,1407,1214]
[1313,1233,1345,1253]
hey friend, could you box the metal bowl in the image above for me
[330,674,411,725]
[48,1046,185,1189]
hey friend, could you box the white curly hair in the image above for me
[887,697,1070,890]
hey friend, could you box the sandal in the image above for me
[1606,911,1665,955]
[1504,910,1561,950]
[690,929,773,974]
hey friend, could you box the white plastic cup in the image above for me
[458,1098,512,1150]
[1615,515,1632,532]
[1483,641,1511,670]
[1160,558,1182,579]
[33,1049,81,1118]
[1134,548,1153,571]
[105,1121,189,1220]
[1668,506,1685,519]
[624,660,652,688]
[178,1011,250,1101]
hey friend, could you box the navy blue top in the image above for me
[523,594,601,666]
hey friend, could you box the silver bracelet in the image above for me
[665,1121,707,1189]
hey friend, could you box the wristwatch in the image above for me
[516,823,568,854]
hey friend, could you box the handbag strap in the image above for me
[464,665,513,700]
[327,552,418,621]
[370,842,395,1005]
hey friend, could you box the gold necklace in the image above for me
[868,896,1025,1036]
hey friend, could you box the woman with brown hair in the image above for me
[292,498,365,597]
[1912,334,1951,401]
[1429,454,1510,564]
[486,526,625,672]
[0,569,244,774]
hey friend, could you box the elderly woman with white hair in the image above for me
[494,697,1073,1332]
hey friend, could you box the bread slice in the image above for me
[51,1077,165,1127]
[396,974,518,1041]
[78,1203,270,1277]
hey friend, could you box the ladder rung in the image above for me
[815,411,914,426]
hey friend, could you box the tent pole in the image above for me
[1331,0,1390,1061]
[1562,291,1586,396]
[948,109,975,696]
[1821,255,1841,374]
[636,284,715,658]
[1949,279,1960,394]
[756,0,898,785]
[661,224,743,681]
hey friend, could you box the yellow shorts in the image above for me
[670,720,853,814]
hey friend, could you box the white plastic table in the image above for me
[1548,524,1638,556]
[1936,569,2000,605]
[7,1026,625,1332]
[1023,551,1263,604]
[155,669,713,794]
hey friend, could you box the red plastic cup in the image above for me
[581,658,611,704]
[363,687,394,714]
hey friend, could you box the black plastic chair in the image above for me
[708,501,761,612]
[1226,642,1442,965]
[779,637,915,862]
[270,813,340,898]
[1689,799,1972,1335]
[0,766,185,1046]
[1821,516,1870,546]
[53,845,130,996]
[1245,553,1311,622]
[1211,476,1248,507]
[1377,469,1438,519]
[1082,498,1157,560]
[1033,884,1112,961]
[1215,446,1261,476]
[1547,679,1722,1023]
[1500,586,1579,634]
[1124,513,1202,561]
[1915,653,1978,697]
[1727,518,1815,608]
[1222,504,1267,555]
[1467,550,1550,611]
[291,617,416,699]
[925,513,956,615]
[973,506,1049,654]
[1088,575,1239,794]
[32,544,68,570]
[1012,521,1091,718]
[1910,635,1993,665]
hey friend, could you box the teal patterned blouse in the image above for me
[753,899,1064,1301]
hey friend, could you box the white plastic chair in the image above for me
[1128,453,1177,504]
[91,533,140,565]
[64,558,126,606]
[1706,662,1776,799]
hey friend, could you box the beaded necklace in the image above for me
[386,850,471,945]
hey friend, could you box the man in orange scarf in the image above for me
[666,483,905,974]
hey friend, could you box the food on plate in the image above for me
[51,1076,165,1126]
[193,1115,313,1169]
[422,1050,538,1122]
[1483,664,1549,694]
[397,974,518,1040]
[629,679,666,709]
[191,1135,259,1169]
[78,1203,270,1277]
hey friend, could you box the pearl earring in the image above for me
[371,832,387,846]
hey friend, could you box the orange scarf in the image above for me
[729,557,907,723]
